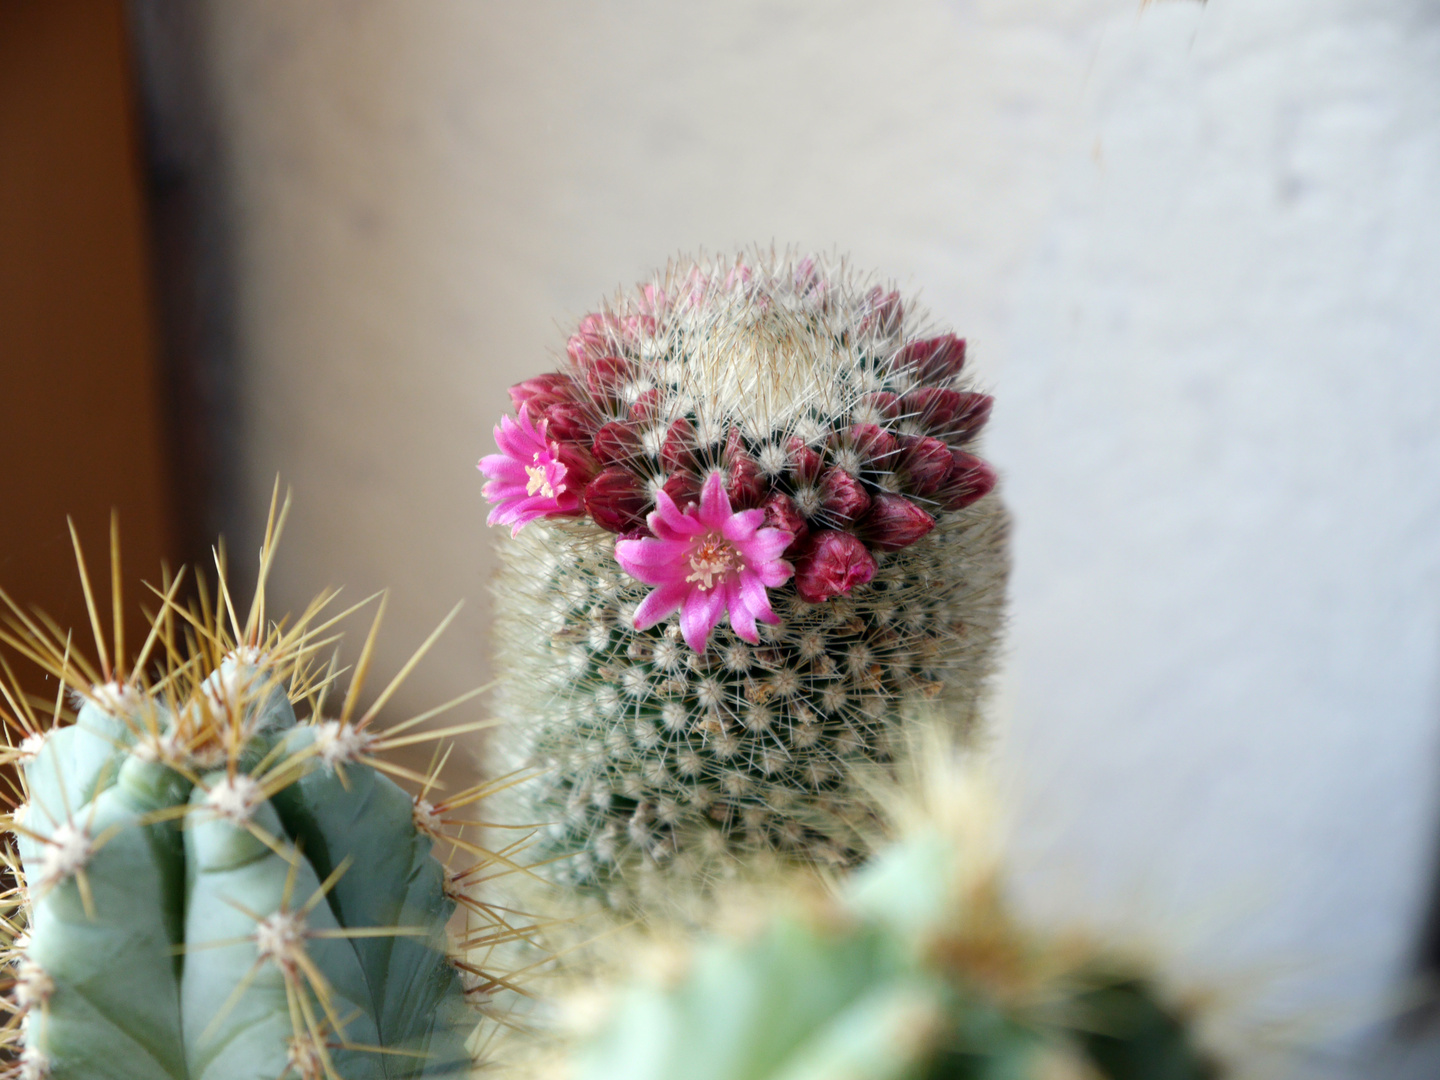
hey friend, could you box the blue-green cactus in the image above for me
[1,512,537,1079]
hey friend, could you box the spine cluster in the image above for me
[485,253,1010,905]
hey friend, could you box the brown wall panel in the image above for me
[0,0,176,694]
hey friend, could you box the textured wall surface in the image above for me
[198,1,1440,1069]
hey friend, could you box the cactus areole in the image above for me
[483,253,1011,903]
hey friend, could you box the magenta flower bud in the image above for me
[895,334,966,383]
[585,467,651,534]
[787,437,824,484]
[818,467,872,525]
[861,494,936,552]
[897,435,953,496]
[593,421,642,466]
[794,530,877,603]
[761,493,809,552]
[937,451,997,511]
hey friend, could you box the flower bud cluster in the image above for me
[487,253,1009,903]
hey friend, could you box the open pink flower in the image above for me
[615,473,793,652]
[478,405,591,535]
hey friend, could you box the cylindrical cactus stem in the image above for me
[0,506,542,1079]
[482,252,1010,903]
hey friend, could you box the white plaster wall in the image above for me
[200,0,1440,1066]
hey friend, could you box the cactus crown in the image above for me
[0,497,546,1079]
[484,251,1010,907]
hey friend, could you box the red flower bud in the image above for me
[592,421,642,466]
[537,402,593,443]
[847,424,898,467]
[509,372,579,412]
[787,437,824,483]
[662,418,698,473]
[662,471,700,509]
[761,493,809,552]
[553,443,598,495]
[857,391,901,421]
[585,468,651,533]
[725,454,765,508]
[794,531,877,603]
[583,354,632,399]
[628,388,664,423]
[567,327,606,366]
[937,452,997,511]
[947,392,994,443]
[898,387,962,432]
[894,334,966,383]
[897,435,953,496]
[859,287,903,337]
[861,494,935,552]
[818,467,872,525]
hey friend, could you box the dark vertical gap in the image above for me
[1399,668,1440,1041]
[125,0,241,577]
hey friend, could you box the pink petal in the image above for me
[494,418,540,462]
[633,580,692,630]
[720,507,766,543]
[478,454,529,483]
[727,578,759,643]
[481,480,527,503]
[753,559,793,589]
[645,488,687,538]
[615,536,693,569]
[737,570,779,625]
[679,586,725,653]
[697,472,732,526]
[615,538,693,585]
[738,526,793,567]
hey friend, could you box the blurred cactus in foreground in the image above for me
[482,251,1009,905]
[544,747,1220,1080]
[0,500,545,1079]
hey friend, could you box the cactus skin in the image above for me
[489,252,1009,903]
[568,821,1220,1080]
[1,517,534,1080]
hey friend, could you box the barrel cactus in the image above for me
[0,513,539,1079]
[555,758,1220,1080]
[481,252,1010,904]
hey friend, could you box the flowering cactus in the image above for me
[0,509,542,1079]
[482,252,1010,904]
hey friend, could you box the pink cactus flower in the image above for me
[478,406,591,536]
[615,473,794,653]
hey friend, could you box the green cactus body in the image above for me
[486,253,1009,903]
[2,518,537,1079]
[571,825,1220,1080]
[10,667,472,1080]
